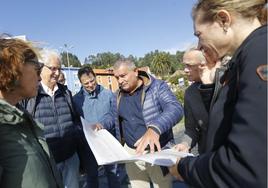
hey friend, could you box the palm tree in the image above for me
[151,52,171,77]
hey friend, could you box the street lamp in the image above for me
[63,44,74,68]
[62,44,74,67]
[60,44,74,87]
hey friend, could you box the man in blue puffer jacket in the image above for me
[98,59,184,188]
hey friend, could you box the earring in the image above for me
[223,26,228,33]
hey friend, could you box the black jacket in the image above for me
[179,25,267,188]
[184,82,209,154]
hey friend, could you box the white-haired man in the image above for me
[22,49,80,188]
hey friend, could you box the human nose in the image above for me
[88,82,94,88]
[54,69,61,75]
[118,77,124,84]
[184,67,190,73]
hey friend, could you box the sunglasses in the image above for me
[26,60,44,76]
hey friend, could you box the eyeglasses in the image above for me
[26,60,44,76]
[44,64,61,72]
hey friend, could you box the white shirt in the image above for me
[41,81,59,97]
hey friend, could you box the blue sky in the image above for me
[1,0,197,63]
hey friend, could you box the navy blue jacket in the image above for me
[21,83,80,163]
[101,71,184,148]
[179,25,267,188]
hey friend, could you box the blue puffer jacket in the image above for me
[101,71,184,148]
[20,84,80,163]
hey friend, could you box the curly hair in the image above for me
[0,37,37,92]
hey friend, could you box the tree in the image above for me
[61,52,81,67]
[88,52,125,68]
[151,52,172,77]
[175,51,185,70]
[137,50,157,68]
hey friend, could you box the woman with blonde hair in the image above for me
[0,37,63,188]
[169,0,267,187]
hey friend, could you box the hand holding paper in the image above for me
[134,128,161,154]
[81,118,193,167]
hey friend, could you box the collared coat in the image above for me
[0,99,63,188]
[178,25,267,188]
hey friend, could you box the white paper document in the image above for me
[81,118,193,167]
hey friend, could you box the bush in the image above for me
[174,87,186,104]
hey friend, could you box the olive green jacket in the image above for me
[0,99,63,188]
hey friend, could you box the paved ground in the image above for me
[80,122,188,188]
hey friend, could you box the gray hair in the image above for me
[184,45,206,63]
[39,48,61,66]
[113,59,136,71]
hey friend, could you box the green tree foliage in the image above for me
[168,72,189,86]
[61,52,81,67]
[169,75,181,85]
[85,52,139,69]
[151,52,172,76]
[137,51,156,68]
[127,55,139,66]
[87,52,124,68]
[174,51,184,70]
[136,50,184,77]
[82,50,185,76]
[174,87,186,104]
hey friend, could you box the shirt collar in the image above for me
[41,81,58,97]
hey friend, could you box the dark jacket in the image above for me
[184,66,228,155]
[178,25,267,188]
[183,82,209,154]
[21,83,80,163]
[101,71,184,148]
[0,99,63,188]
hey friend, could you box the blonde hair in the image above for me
[192,0,267,24]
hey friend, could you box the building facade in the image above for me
[61,67,119,95]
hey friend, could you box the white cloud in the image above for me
[163,38,197,54]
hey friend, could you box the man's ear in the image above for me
[215,10,232,28]
[134,68,139,76]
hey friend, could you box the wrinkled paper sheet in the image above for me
[81,118,193,167]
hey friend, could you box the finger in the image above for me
[155,141,161,152]
[95,127,101,131]
[134,138,142,147]
[200,60,206,65]
[198,64,206,70]
[94,125,101,131]
[149,141,155,153]
[136,139,148,154]
[174,145,183,151]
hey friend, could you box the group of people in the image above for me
[0,0,267,188]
